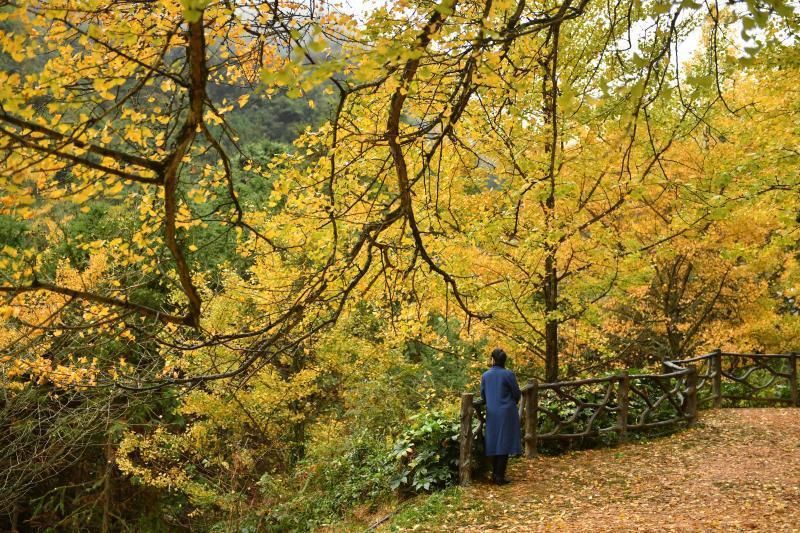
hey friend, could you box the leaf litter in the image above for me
[395,409,800,532]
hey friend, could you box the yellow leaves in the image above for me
[237,93,250,108]
[179,0,211,23]
[0,71,20,103]
[261,53,339,97]
[70,180,102,204]
[131,229,149,249]
[188,188,206,204]
[0,305,13,320]
[203,109,224,125]
[127,128,144,146]
[86,22,103,40]
[106,180,124,196]
[159,79,174,93]
[92,76,125,100]
[117,428,193,492]
[0,32,31,63]
[3,352,101,389]
[175,202,201,230]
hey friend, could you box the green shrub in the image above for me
[316,433,394,509]
[389,410,462,493]
[387,407,489,493]
[255,431,394,531]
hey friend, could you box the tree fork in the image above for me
[161,16,208,328]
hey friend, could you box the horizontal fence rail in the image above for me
[669,350,799,408]
[458,350,797,485]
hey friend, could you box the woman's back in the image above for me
[481,366,520,413]
[480,355,522,461]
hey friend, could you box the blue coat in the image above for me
[481,366,522,456]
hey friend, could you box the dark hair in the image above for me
[491,348,507,367]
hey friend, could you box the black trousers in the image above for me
[490,454,508,481]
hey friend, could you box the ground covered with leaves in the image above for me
[388,409,800,531]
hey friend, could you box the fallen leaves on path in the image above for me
[407,409,800,532]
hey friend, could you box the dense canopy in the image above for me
[1,0,799,529]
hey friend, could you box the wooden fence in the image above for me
[458,350,799,485]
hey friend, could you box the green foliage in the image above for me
[233,139,288,210]
[389,410,462,493]
[53,202,129,268]
[404,315,488,397]
[253,431,394,532]
[388,486,471,530]
[0,215,27,248]
[535,392,620,454]
[225,87,334,145]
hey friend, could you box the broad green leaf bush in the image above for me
[388,407,488,494]
[389,410,461,493]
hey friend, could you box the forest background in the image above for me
[1,0,799,530]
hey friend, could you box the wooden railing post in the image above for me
[458,393,474,486]
[790,352,798,407]
[686,364,698,425]
[712,349,722,408]
[524,379,538,458]
[617,372,629,442]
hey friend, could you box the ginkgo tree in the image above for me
[0,0,338,388]
[1,0,799,528]
[0,0,793,383]
[605,26,800,363]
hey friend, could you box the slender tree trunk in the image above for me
[544,252,558,382]
[542,24,561,383]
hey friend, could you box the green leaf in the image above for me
[653,1,671,14]
[179,0,210,22]
[433,0,455,15]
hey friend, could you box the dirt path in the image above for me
[414,409,800,531]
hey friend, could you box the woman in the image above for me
[480,347,522,485]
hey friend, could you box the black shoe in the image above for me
[494,478,510,485]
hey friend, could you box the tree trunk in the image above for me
[544,252,558,382]
[542,24,560,383]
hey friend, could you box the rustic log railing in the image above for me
[458,350,796,485]
[670,350,799,408]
